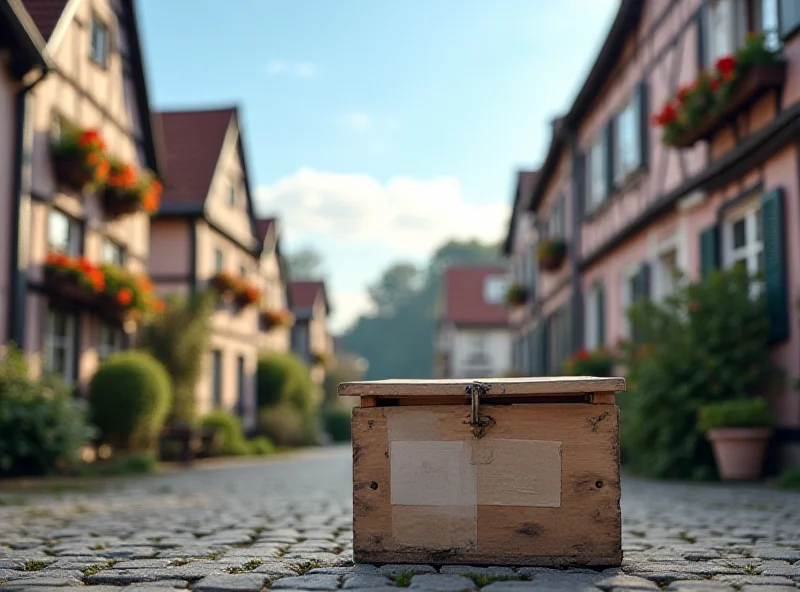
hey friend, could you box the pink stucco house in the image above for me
[2,0,162,390]
[150,106,291,429]
[504,0,800,466]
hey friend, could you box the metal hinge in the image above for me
[464,381,494,439]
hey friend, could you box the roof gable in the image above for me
[442,265,509,326]
[19,0,68,41]
[289,281,331,315]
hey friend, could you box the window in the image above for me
[584,282,605,351]
[214,248,225,272]
[235,355,246,418]
[90,17,110,68]
[615,98,641,183]
[547,196,566,238]
[483,275,507,304]
[723,200,764,278]
[239,264,247,279]
[47,210,80,255]
[43,308,76,382]
[755,0,800,48]
[211,350,223,408]
[101,239,124,265]
[51,115,68,142]
[228,182,236,206]
[98,324,123,361]
[471,335,487,355]
[547,306,570,375]
[586,136,607,212]
[654,238,681,301]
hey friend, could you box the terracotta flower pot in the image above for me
[707,428,771,481]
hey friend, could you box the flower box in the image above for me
[340,375,627,566]
[504,283,528,307]
[103,160,162,219]
[51,126,109,193]
[261,308,295,330]
[666,63,786,148]
[537,238,567,271]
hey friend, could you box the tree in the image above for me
[368,263,421,315]
[285,247,325,280]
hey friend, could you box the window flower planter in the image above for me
[504,282,529,307]
[44,252,163,331]
[51,126,109,193]
[537,238,567,271]
[209,272,261,310]
[103,160,162,219]
[261,308,295,330]
[653,33,785,149]
[564,348,615,377]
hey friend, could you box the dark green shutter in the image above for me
[604,120,615,198]
[699,225,720,280]
[761,188,789,343]
[780,0,800,37]
[697,5,708,69]
[596,283,606,348]
[637,82,649,170]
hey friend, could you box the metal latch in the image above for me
[464,381,494,439]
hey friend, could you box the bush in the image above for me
[778,468,800,491]
[324,407,352,442]
[563,348,615,376]
[0,346,95,476]
[256,351,317,412]
[201,411,250,456]
[258,403,318,447]
[618,266,779,480]
[88,351,172,454]
[697,398,772,432]
[140,290,214,425]
[249,436,276,456]
[76,453,156,477]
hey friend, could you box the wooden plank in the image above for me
[352,403,621,566]
[589,392,617,405]
[359,396,377,407]
[339,376,626,398]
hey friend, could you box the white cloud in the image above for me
[340,112,373,133]
[255,167,509,255]
[329,289,376,334]
[266,58,317,78]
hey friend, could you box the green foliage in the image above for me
[248,436,276,456]
[0,346,95,476]
[618,266,778,480]
[323,407,352,442]
[88,351,172,454]
[697,398,773,432]
[201,411,251,456]
[778,468,800,491]
[563,348,615,376]
[258,403,318,447]
[342,239,503,379]
[504,283,528,307]
[76,453,156,477]
[256,351,317,412]
[139,290,214,425]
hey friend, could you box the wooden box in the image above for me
[339,376,626,567]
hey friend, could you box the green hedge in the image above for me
[201,411,251,456]
[323,407,352,442]
[88,351,172,454]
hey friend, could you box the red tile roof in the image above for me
[442,266,509,326]
[20,0,68,40]
[289,281,330,314]
[155,108,235,207]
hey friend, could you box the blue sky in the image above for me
[136,0,619,333]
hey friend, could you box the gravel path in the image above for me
[1,446,798,591]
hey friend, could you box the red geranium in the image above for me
[715,55,737,76]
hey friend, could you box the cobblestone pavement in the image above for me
[1,446,799,591]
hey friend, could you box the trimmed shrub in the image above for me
[249,436,276,456]
[140,290,214,425]
[201,411,250,456]
[0,346,95,476]
[256,351,316,412]
[88,351,172,454]
[618,266,779,480]
[323,407,352,442]
[697,397,772,432]
[258,403,317,447]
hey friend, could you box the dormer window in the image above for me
[483,275,507,305]
[90,17,110,68]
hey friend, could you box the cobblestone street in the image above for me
[0,446,798,592]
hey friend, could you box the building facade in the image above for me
[255,217,292,354]
[150,107,265,429]
[435,265,511,379]
[5,0,162,390]
[289,280,332,385]
[506,0,800,463]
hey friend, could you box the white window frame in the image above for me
[214,248,225,272]
[90,16,110,68]
[98,324,123,361]
[722,199,763,284]
[653,235,681,302]
[615,98,641,183]
[47,210,80,256]
[101,238,124,266]
[706,0,751,64]
[483,275,507,305]
[547,196,566,238]
[586,137,606,212]
[584,284,601,351]
[619,264,640,339]
[471,335,487,355]
[43,307,76,383]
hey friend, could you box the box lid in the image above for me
[338,376,625,398]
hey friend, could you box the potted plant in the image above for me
[51,125,109,193]
[564,348,615,377]
[102,160,162,218]
[209,272,240,303]
[697,397,773,481]
[504,282,528,307]
[537,238,567,271]
[262,308,295,330]
[235,283,262,308]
